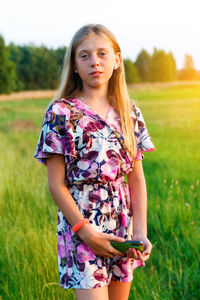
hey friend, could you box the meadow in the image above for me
[0,82,200,300]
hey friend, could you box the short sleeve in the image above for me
[131,105,155,161]
[33,102,77,166]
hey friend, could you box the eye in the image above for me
[99,52,106,56]
[80,54,88,58]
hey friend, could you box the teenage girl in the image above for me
[34,24,155,300]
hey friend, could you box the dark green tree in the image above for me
[8,42,24,91]
[124,59,140,83]
[167,51,177,81]
[7,43,67,91]
[150,48,177,82]
[18,44,60,90]
[135,49,151,82]
[0,35,17,93]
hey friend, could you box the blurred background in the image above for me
[0,1,199,299]
[0,0,200,94]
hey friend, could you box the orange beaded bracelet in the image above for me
[72,218,90,233]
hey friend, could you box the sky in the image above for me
[0,0,200,70]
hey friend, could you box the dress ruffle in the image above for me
[34,101,77,166]
[131,105,155,160]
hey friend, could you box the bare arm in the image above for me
[46,154,125,258]
[128,159,147,236]
[127,159,152,261]
[46,154,86,227]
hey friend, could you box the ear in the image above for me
[114,52,121,69]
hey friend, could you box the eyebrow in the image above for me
[78,48,109,54]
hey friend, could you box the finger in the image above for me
[131,248,138,258]
[142,249,150,256]
[112,249,125,257]
[137,250,150,262]
[142,251,151,258]
[142,255,150,262]
[145,241,152,250]
[126,249,131,257]
[106,253,114,259]
[142,244,152,256]
[108,245,124,257]
[100,251,114,259]
[127,248,138,259]
[140,254,150,262]
[105,234,126,242]
[126,249,135,258]
[136,250,146,261]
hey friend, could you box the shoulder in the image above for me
[46,98,75,119]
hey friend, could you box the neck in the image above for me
[79,84,109,105]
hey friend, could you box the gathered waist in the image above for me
[66,176,127,188]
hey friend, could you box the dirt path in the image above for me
[0,81,200,102]
[0,90,56,102]
[128,80,200,91]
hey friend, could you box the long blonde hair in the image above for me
[49,24,137,160]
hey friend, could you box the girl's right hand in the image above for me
[77,223,125,258]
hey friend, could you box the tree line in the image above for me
[0,34,199,94]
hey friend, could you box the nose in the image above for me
[90,53,100,68]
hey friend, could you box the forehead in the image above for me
[76,34,114,53]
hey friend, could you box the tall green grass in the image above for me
[0,84,199,299]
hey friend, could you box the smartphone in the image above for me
[111,240,144,254]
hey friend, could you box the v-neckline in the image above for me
[64,97,121,132]
[65,97,134,168]
[75,97,113,123]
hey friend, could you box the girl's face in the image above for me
[74,34,121,89]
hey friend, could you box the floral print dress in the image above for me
[34,97,155,289]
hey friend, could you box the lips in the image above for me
[89,71,103,75]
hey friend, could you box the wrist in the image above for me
[77,223,94,241]
[72,218,90,234]
[133,230,147,239]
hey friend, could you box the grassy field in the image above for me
[0,83,200,300]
